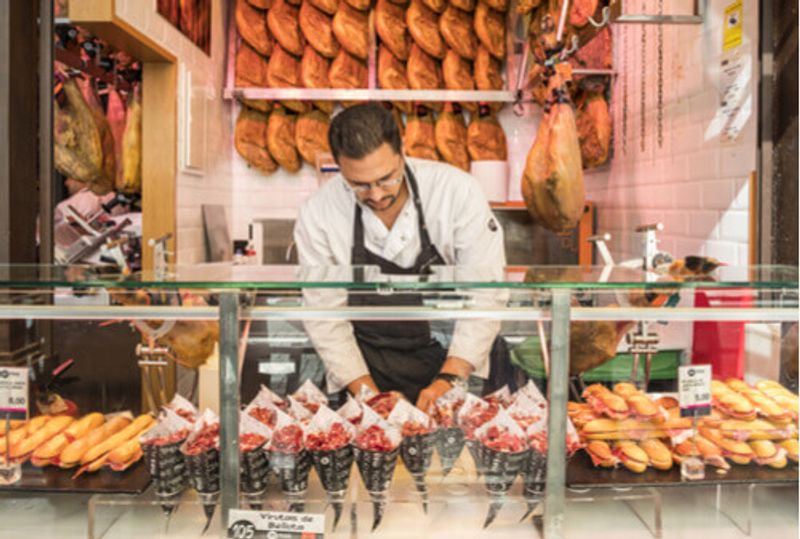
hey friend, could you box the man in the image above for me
[294,104,506,412]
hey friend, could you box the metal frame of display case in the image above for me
[0,267,797,539]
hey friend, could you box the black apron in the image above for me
[348,165,448,402]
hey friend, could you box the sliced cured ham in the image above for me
[439,5,477,59]
[407,43,442,89]
[267,106,301,172]
[474,1,505,59]
[521,68,585,231]
[236,0,272,56]
[467,107,507,161]
[407,0,446,59]
[268,0,305,56]
[333,3,369,59]
[299,1,339,58]
[235,106,278,174]
[295,109,332,165]
[375,0,411,60]
[404,106,439,160]
[434,103,470,171]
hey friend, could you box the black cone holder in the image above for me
[465,439,484,478]
[269,449,312,509]
[240,447,269,509]
[310,445,354,530]
[435,427,465,477]
[520,450,547,521]
[184,449,221,534]
[143,440,188,517]
[400,432,437,513]
[354,446,400,531]
[479,446,529,528]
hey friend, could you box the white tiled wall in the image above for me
[585,0,758,266]
[117,0,757,265]
[115,0,234,264]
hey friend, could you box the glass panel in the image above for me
[0,264,795,291]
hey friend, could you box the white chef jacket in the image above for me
[294,157,507,393]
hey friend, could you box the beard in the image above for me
[364,194,398,211]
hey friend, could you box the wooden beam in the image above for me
[69,0,175,63]
[141,61,177,271]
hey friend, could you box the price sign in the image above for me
[678,365,712,418]
[0,367,29,420]
[228,509,325,539]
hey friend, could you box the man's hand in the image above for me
[416,356,474,413]
[347,374,379,397]
[416,378,454,415]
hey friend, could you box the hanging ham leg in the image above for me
[521,67,585,231]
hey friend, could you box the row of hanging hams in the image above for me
[235,0,508,110]
[53,73,142,196]
[376,0,507,108]
[236,0,369,113]
[234,101,507,174]
[235,103,333,174]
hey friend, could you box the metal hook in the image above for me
[587,6,610,28]
[560,35,580,59]
[513,90,526,117]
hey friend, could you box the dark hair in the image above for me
[328,103,402,161]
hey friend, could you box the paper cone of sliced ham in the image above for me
[165,393,199,423]
[388,400,437,513]
[337,394,364,426]
[457,393,499,477]
[268,408,311,510]
[432,387,466,476]
[475,409,530,528]
[245,385,286,428]
[292,380,329,414]
[365,391,402,420]
[239,414,272,507]
[305,405,356,529]
[141,408,193,516]
[353,405,402,531]
[180,409,221,532]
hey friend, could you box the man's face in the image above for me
[338,143,405,213]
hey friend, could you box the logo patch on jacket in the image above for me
[487,218,498,232]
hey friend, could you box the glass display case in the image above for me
[0,264,796,539]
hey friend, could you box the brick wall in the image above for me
[585,0,758,267]
[115,0,234,264]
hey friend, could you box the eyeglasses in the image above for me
[345,166,405,195]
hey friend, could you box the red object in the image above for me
[366,393,400,419]
[355,425,395,452]
[691,290,752,380]
[271,424,304,453]
[183,424,220,455]
[306,423,351,451]
[459,402,499,440]
[401,420,434,437]
[248,407,278,428]
[240,433,268,453]
[143,429,190,446]
[479,425,526,453]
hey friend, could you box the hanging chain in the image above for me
[621,19,629,155]
[639,0,647,153]
[657,0,664,149]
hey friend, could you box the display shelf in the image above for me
[567,451,799,490]
[0,461,150,495]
